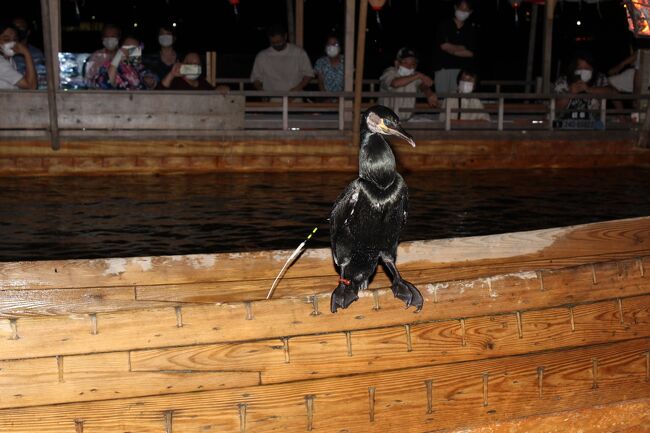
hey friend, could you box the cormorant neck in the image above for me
[359,130,396,189]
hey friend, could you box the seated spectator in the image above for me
[440,70,489,122]
[554,52,611,121]
[144,25,179,82]
[378,47,437,121]
[0,21,36,89]
[11,17,46,89]
[91,35,156,90]
[250,23,314,92]
[157,52,228,93]
[608,34,638,94]
[314,35,344,94]
[85,23,121,88]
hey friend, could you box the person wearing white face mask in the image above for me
[85,23,122,88]
[440,70,489,122]
[143,25,178,82]
[314,35,344,96]
[434,0,478,94]
[0,21,36,89]
[378,47,437,121]
[554,52,611,123]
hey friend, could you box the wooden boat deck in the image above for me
[0,217,649,432]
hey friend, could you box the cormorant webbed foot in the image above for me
[391,278,423,312]
[330,281,359,313]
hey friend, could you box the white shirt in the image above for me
[250,43,314,91]
[378,66,421,120]
[0,56,23,89]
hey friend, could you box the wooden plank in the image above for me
[445,397,650,433]
[0,287,173,318]
[0,260,648,361]
[127,295,650,385]
[0,338,647,433]
[0,352,260,409]
[56,93,245,130]
[2,217,650,297]
[0,92,49,129]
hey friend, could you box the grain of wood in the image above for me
[0,338,647,433]
[444,397,650,433]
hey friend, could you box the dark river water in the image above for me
[1,168,649,262]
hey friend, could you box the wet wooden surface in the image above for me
[0,217,648,431]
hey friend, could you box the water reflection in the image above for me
[1,168,649,261]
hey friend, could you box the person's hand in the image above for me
[418,73,434,88]
[441,42,454,52]
[216,84,230,95]
[426,93,438,107]
[12,41,29,56]
[170,63,183,77]
[569,80,588,94]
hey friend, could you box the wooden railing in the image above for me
[0,89,646,135]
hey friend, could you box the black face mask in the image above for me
[272,43,287,51]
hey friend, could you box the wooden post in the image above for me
[40,0,61,151]
[286,0,296,44]
[352,0,368,148]
[296,0,304,48]
[525,4,539,94]
[344,0,356,126]
[542,0,556,94]
[205,51,217,87]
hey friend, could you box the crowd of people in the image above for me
[0,0,641,125]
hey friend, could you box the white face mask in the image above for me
[158,34,173,47]
[326,45,340,58]
[102,37,119,50]
[398,66,415,77]
[458,80,474,93]
[1,41,16,57]
[455,9,471,22]
[575,69,592,82]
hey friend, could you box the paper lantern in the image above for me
[229,0,240,15]
[369,0,386,11]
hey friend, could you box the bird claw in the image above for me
[391,278,423,312]
[330,282,359,313]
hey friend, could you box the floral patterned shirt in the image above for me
[314,55,344,92]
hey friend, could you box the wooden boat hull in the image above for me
[0,216,649,432]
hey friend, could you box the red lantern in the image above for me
[369,0,386,11]
[229,0,240,15]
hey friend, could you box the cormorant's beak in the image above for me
[385,123,416,147]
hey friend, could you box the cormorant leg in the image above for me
[383,259,423,312]
[330,276,360,313]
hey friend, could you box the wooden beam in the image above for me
[40,0,60,150]
[344,0,355,93]
[295,0,304,48]
[352,0,368,148]
[542,0,556,93]
[525,4,539,94]
[286,0,295,45]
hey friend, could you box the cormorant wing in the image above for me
[329,179,361,261]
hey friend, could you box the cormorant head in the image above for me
[362,105,416,148]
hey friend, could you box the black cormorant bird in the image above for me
[329,105,423,313]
